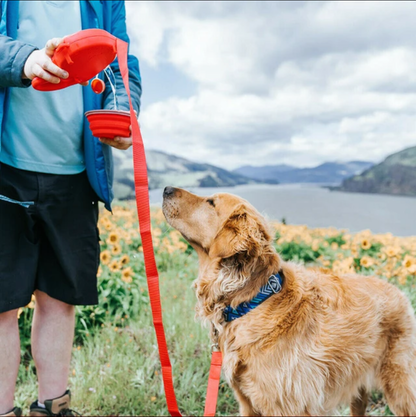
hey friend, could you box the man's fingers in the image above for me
[45,37,64,56]
[42,60,68,79]
[33,64,61,84]
[113,136,132,149]
[99,137,132,150]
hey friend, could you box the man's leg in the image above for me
[31,290,75,403]
[31,170,99,404]
[0,310,20,414]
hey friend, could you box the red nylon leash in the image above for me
[204,351,223,416]
[117,39,222,417]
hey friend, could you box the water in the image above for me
[149,184,416,237]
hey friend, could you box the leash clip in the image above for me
[211,343,220,353]
[211,325,220,353]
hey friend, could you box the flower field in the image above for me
[15,203,416,416]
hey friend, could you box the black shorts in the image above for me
[0,163,100,313]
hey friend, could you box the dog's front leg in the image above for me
[232,384,261,416]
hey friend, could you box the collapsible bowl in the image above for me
[84,110,131,139]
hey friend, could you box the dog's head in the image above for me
[162,187,273,261]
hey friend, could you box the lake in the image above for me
[149,184,416,237]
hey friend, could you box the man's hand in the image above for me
[23,37,67,83]
[99,135,132,150]
[23,37,88,86]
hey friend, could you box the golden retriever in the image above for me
[162,186,416,416]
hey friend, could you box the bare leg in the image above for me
[31,290,75,402]
[0,310,20,414]
[350,387,368,416]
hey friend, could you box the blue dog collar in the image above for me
[223,272,284,322]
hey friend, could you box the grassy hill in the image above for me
[338,146,416,197]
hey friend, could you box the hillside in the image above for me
[338,146,416,197]
[233,164,292,183]
[234,161,373,184]
[112,148,256,199]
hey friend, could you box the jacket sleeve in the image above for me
[0,34,38,88]
[102,1,142,115]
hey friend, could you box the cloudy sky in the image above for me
[125,1,416,169]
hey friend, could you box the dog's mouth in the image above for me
[162,186,181,222]
[162,198,179,222]
[162,200,200,249]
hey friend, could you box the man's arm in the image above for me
[0,35,72,88]
[102,0,142,115]
[0,34,38,88]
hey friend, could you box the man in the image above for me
[0,1,141,416]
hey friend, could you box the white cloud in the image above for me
[125,1,416,169]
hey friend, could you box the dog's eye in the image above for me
[207,199,215,207]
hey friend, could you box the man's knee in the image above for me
[0,309,19,327]
[34,291,74,316]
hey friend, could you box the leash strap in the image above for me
[117,39,182,417]
[0,194,34,208]
[117,38,221,417]
[204,351,223,416]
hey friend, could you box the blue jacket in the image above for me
[0,0,142,210]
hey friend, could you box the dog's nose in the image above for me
[163,186,175,198]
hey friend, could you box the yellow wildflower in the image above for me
[360,256,374,268]
[100,250,111,265]
[104,222,113,231]
[109,260,121,272]
[408,264,416,275]
[107,231,120,245]
[121,267,133,283]
[384,246,401,258]
[402,255,416,270]
[111,243,122,255]
[120,254,130,266]
[361,238,371,250]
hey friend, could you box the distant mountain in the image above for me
[338,146,416,197]
[233,164,293,183]
[233,161,373,185]
[111,148,257,200]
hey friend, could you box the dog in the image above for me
[162,186,416,416]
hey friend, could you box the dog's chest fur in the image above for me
[208,264,406,415]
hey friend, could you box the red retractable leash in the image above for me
[117,39,223,417]
[33,28,223,416]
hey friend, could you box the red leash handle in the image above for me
[204,352,223,416]
[117,38,221,417]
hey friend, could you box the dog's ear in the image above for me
[209,203,270,259]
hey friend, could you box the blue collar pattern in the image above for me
[223,272,283,322]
